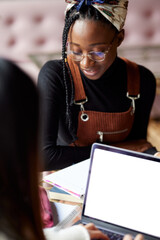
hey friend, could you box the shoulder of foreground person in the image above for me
[38,59,63,84]
[43,225,90,240]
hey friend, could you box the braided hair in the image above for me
[62,4,117,141]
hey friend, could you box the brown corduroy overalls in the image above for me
[68,58,140,147]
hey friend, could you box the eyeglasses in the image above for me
[66,34,116,62]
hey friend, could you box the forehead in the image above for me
[69,19,115,46]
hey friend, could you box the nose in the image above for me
[80,54,94,69]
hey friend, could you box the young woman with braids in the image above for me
[38,0,158,171]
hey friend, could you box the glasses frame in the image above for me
[66,34,117,62]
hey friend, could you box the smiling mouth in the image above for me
[82,68,98,77]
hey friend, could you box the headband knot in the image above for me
[66,0,105,11]
[65,0,128,31]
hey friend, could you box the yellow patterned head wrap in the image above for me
[65,0,128,31]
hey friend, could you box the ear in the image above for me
[116,29,125,47]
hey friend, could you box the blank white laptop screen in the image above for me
[84,148,160,237]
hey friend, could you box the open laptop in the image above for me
[77,143,160,240]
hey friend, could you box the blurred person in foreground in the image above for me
[0,58,148,240]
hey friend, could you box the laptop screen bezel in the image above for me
[81,143,160,240]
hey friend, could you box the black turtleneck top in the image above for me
[38,57,156,170]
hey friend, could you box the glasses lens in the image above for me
[90,52,105,61]
[71,51,82,61]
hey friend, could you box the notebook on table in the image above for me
[76,143,160,240]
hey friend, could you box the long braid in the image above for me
[62,8,79,140]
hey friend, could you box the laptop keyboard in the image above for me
[100,229,124,240]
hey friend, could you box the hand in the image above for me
[83,223,109,240]
[154,152,160,158]
[123,234,144,240]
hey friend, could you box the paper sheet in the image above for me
[43,159,90,197]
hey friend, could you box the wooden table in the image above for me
[147,119,160,151]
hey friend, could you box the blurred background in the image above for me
[0,0,160,149]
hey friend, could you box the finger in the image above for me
[123,234,144,240]
[123,234,133,240]
[85,223,97,230]
[154,152,160,158]
[89,230,109,240]
[84,224,109,240]
[135,234,144,240]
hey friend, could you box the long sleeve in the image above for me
[43,225,90,240]
[38,60,91,170]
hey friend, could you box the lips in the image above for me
[81,68,99,78]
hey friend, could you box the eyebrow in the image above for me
[70,42,108,47]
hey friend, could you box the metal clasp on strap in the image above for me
[74,98,89,122]
[73,98,88,106]
[126,92,140,114]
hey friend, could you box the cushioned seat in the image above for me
[0,0,65,80]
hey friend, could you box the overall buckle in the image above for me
[74,98,89,122]
[126,92,140,114]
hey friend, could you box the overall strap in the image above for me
[122,57,140,96]
[122,57,140,114]
[67,57,86,103]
